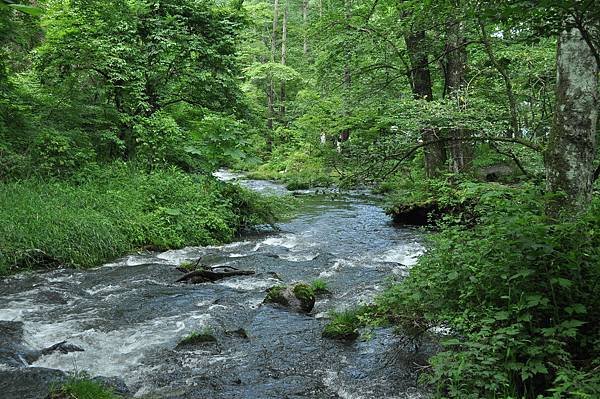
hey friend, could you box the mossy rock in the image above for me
[293,283,313,302]
[265,285,289,306]
[264,283,315,313]
[176,331,217,348]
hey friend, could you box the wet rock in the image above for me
[35,341,84,361]
[176,269,256,284]
[226,328,249,339]
[478,164,515,182]
[0,321,28,368]
[264,271,283,280]
[0,367,66,399]
[264,283,315,313]
[37,290,68,305]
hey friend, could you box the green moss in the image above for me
[178,261,198,272]
[50,377,121,399]
[177,329,216,347]
[265,285,288,306]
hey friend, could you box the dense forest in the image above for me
[1,0,599,398]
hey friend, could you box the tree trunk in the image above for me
[445,19,472,173]
[280,1,288,119]
[303,0,309,57]
[545,25,598,212]
[404,31,446,177]
[339,0,352,143]
[405,31,433,100]
[268,0,280,131]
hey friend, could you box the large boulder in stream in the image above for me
[264,283,315,313]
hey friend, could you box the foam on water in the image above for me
[218,277,280,291]
[84,284,123,296]
[29,313,212,381]
[0,300,46,322]
[323,371,365,399]
[254,234,299,251]
[278,252,320,262]
[208,241,252,251]
[157,248,204,264]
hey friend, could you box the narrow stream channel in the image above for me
[1,172,429,399]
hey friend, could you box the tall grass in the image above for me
[0,163,282,275]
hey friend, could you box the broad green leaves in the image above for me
[0,1,43,16]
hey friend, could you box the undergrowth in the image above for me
[0,163,287,275]
[243,148,337,189]
[371,185,600,398]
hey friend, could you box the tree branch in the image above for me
[381,135,542,179]
[489,141,529,177]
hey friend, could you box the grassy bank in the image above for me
[0,164,283,275]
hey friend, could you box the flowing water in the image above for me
[0,171,431,399]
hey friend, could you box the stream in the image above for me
[0,171,431,399]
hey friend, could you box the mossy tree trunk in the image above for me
[545,24,598,213]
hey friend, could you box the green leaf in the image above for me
[6,3,44,16]
[162,207,182,216]
[554,277,573,288]
[494,311,510,321]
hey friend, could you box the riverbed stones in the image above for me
[264,283,315,313]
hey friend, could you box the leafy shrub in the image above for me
[384,177,519,225]
[133,112,193,171]
[31,128,96,177]
[375,186,600,398]
[0,144,30,180]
